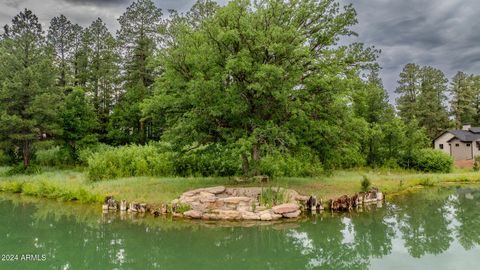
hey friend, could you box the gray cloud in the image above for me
[1,0,479,104]
[341,0,480,102]
[61,0,130,6]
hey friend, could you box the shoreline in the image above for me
[1,167,479,209]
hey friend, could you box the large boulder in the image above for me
[282,210,301,218]
[272,203,299,214]
[203,186,226,194]
[184,210,203,219]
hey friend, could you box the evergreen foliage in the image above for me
[0,1,464,176]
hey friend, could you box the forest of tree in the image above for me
[0,0,472,176]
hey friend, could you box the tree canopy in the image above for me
[0,0,467,175]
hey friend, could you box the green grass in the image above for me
[1,166,479,205]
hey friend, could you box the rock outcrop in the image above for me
[174,186,305,221]
[329,188,384,211]
[102,186,386,219]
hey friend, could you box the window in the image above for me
[467,143,471,147]
[439,144,444,149]
[456,144,460,147]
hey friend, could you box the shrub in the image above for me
[419,178,435,187]
[0,150,10,166]
[0,181,24,193]
[77,143,113,166]
[86,143,325,180]
[401,149,453,173]
[173,144,242,177]
[35,146,74,167]
[258,149,323,177]
[6,164,41,176]
[87,144,175,181]
[361,176,371,192]
[474,156,480,172]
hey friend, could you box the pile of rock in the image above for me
[102,186,385,219]
[305,196,324,212]
[102,196,165,217]
[175,186,306,221]
[329,187,384,211]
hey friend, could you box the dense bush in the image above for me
[35,146,74,167]
[0,150,10,166]
[400,149,453,173]
[474,156,480,171]
[173,145,242,177]
[87,144,176,181]
[5,164,42,176]
[86,143,327,180]
[87,143,243,180]
[257,150,323,177]
[77,143,113,166]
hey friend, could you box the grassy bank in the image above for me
[0,167,479,205]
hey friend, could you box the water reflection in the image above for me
[0,187,479,270]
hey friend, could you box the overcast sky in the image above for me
[1,0,479,103]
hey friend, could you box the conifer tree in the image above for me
[451,71,476,128]
[0,9,62,167]
[109,0,163,144]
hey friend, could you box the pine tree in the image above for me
[186,0,219,28]
[472,75,480,125]
[451,71,476,128]
[395,63,421,122]
[70,24,88,87]
[396,64,450,139]
[47,14,75,87]
[0,9,62,167]
[83,18,119,139]
[109,0,163,144]
[417,66,450,138]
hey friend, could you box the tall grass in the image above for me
[0,170,103,203]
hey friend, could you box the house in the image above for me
[433,125,480,160]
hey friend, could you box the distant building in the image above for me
[433,125,480,160]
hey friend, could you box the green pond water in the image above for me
[0,187,479,270]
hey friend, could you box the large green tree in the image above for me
[451,71,476,127]
[472,75,480,125]
[417,66,450,138]
[396,63,450,138]
[47,14,75,87]
[353,71,399,166]
[60,88,98,157]
[144,0,378,174]
[0,9,62,166]
[108,0,163,144]
[83,18,119,139]
[396,63,421,123]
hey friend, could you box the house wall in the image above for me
[473,141,480,158]
[449,139,473,160]
[434,132,454,155]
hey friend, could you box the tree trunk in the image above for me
[23,140,30,167]
[251,143,260,176]
[139,119,145,145]
[242,154,249,176]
